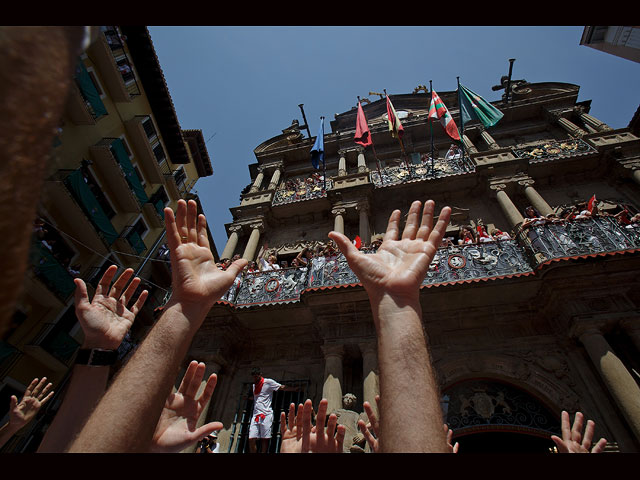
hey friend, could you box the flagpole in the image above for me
[321,116,326,193]
[385,89,411,178]
[358,96,383,185]
[457,76,466,161]
[429,80,435,176]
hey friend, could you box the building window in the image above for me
[173,167,186,187]
[153,143,166,164]
[86,68,104,98]
[81,164,116,220]
[142,117,158,141]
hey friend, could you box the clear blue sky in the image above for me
[147,26,640,253]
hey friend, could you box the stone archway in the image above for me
[442,378,560,453]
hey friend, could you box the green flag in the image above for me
[458,83,503,128]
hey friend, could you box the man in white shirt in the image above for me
[249,367,298,453]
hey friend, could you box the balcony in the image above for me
[90,138,146,212]
[28,241,76,303]
[272,174,333,206]
[124,116,164,184]
[511,138,596,163]
[113,224,148,261]
[23,323,80,372]
[87,26,140,102]
[160,161,180,199]
[43,170,114,253]
[217,218,640,309]
[515,215,640,268]
[370,152,475,188]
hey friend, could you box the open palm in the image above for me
[10,377,54,429]
[165,200,246,307]
[151,361,223,453]
[74,265,148,349]
[329,200,451,301]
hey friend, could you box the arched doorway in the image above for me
[442,378,560,453]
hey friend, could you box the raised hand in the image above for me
[279,399,345,453]
[164,200,247,312]
[329,200,451,304]
[74,265,148,349]
[357,395,380,453]
[150,361,223,453]
[444,424,459,453]
[551,410,607,453]
[9,377,54,429]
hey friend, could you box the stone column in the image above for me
[242,221,263,261]
[518,179,554,217]
[490,183,524,228]
[267,166,282,190]
[479,127,500,150]
[550,111,588,138]
[359,341,379,419]
[357,203,370,244]
[462,134,478,155]
[332,207,346,235]
[356,147,368,173]
[322,344,344,414]
[220,225,242,260]
[181,360,222,453]
[338,150,347,176]
[249,167,265,193]
[573,323,640,442]
[576,108,613,133]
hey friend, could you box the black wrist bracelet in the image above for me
[74,348,118,366]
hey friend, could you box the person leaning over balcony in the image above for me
[68,199,247,452]
[329,199,452,452]
[0,377,54,449]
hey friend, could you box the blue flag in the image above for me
[310,117,325,170]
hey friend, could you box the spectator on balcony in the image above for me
[629,212,640,227]
[490,229,511,241]
[260,254,280,272]
[295,247,313,267]
[440,236,454,248]
[476,225,493,243]
[280,260,289,269]
[218,258,231,270]
[522,206,546,227]
[458,226,476,245]
[247,261,258,273]
[445,144,462,160]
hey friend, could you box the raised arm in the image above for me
[69,199,246,452]
[329,199,451,453]
[150,360,224,453]
[0,377,54,448]
[38,265,147,452]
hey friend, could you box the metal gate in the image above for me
[229,379,309,453]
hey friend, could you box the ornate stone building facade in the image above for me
[190,80,640,453]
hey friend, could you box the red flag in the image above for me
[386,95,404,139]
[588,194,597,213]
[353,235,362,250]
[429,90,460,141]
[354,101,372,147]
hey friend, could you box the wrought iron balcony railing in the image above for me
[217,218,640,309]
[511,138,596,163]
[515,215,640,268]
[370,153,475,188]
[272,175,333,206]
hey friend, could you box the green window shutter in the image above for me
[110,138,149,205]
[75,60,107,117]
[65,169,119,245]
[126,230,146,255]
[30,242,76,299]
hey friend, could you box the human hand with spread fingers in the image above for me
[150,361,224,453]
[74,265,148,350]
[165,199,247,316]
[330,200,451,453]
[551,410,607,453]
[329,200,451,308]
[280,398,345,453]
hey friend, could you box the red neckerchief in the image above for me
[254,376,264,395]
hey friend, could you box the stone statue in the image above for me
[333,393,369,453]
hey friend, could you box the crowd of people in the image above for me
[1,198,611,454]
